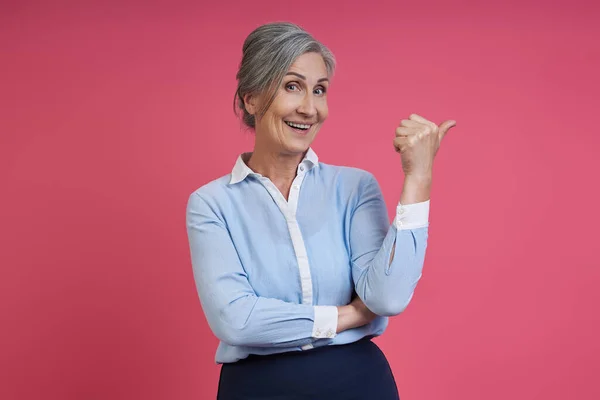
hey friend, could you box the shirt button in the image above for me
[299,166,305,172]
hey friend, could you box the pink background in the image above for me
[2,1,599,399]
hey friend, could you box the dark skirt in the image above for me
[217,337,400,400]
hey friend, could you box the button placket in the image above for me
[281,171,313,306]
[256,165,315,308]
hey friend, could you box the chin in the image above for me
[283,141,311,155]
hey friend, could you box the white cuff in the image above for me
[312,306,338,339]
[395,200,430,230]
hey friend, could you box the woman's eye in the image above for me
[286,83,299,91]
[314,87,326,95]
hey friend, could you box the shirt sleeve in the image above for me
[186,192,338,348]
[349,173,429,317]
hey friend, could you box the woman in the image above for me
[186,22,456,399]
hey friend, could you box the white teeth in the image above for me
[285,121,311,130]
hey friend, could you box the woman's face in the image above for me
[251,52,329,155]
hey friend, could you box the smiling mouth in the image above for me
[285,121,313,131]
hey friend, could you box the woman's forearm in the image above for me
[336,299,377,333]
[388,175,431,266]
[350,173,431,317]
[399,174,431,205]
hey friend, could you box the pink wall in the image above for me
[2,1,599,399]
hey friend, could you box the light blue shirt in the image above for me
[186,148,430,363]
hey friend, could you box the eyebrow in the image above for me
[285,72,329,83]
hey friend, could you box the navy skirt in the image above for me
[217,337,400,400]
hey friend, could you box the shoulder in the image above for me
[317,162,378,191]
[315,163,385,210]
[186,174,233,221]
[189,174,231,200]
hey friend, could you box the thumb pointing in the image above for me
[438,120,456,139]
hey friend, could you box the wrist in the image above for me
[404,173,432,184]
[400,175,431,204]
[336,305,361,333]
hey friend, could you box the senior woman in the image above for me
[186,22,456,399]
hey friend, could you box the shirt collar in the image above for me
[229,147,319,185]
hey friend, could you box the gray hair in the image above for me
[233,22,336,129]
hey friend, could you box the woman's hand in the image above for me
[393,113,456,180]
[336,295,378,333]
[349,295,378,326]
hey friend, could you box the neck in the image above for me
[246,142,306,190]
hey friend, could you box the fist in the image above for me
[393,114,456,178]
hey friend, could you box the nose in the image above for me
[297,92,317,118]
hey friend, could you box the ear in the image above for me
[243,93,259,115]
